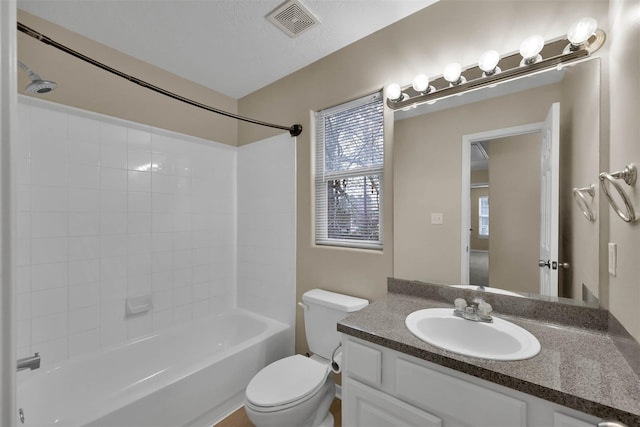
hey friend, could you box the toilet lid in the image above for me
[246,355,329,408]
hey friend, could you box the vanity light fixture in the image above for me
[385,18,605,111]
[412,74,434,94]
[565,17,598,52]
[478,50,501,77]
[519,35,545,65]
[443,63,466,86]
[386,83,406,102]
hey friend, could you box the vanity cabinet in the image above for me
[341,335,602,427]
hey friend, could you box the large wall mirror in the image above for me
[393,58,602,306]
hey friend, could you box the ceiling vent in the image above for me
[267,0,320,38]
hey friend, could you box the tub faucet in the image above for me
[17,352,40,372]
[453,298,493,323]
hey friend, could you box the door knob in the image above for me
[539,260,569,269]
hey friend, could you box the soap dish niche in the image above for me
[126,295,153,317]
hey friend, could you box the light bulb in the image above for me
[519,35,545,65]
[412,74,431,93]
[478,50,501,76]
[443,63,465,85]
[567,17,597,45]
[386,83,402,101]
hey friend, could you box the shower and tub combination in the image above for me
[18,310,290,426]
[14,62,297,424]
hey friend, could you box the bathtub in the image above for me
[17,309,291,426]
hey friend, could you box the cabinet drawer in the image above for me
[396,358,527,426]
[345,340,382,387]
[344,378,442,427]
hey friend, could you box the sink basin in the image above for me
[405,308,540,361]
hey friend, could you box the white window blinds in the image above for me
[314,92,384,249]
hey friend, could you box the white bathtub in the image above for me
[17,309,291,426]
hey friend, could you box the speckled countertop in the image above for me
[337,282,640,425]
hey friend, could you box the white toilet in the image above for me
[244,289,368,427]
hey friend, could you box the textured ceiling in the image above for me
[18,0,438,99]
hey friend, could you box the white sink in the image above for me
[405,308,541,361]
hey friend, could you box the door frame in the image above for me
[460,122,544,285]
[0,0,17,424]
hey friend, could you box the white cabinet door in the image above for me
[344,378,442,427]
[395,358,527,427]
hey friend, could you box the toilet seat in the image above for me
[246,355,330,410]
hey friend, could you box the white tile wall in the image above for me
[15,97,237,366]
[237,133,296,335]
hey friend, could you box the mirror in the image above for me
[393,58,602,305]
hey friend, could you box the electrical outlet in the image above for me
[608,243,617,276]
[431,213,443,225]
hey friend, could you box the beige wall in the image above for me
[560,60,603,300]
[488,134,541,294]
[16,0,617,353]
[17,10,238,146]
[608,0,640,342]
[471,170,488,185]
[394,85,559,285]
[237,0,608,354]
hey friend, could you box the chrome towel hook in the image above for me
[572,184,596,222]
[599,163,637,223]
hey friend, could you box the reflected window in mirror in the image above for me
[479,197,489,238]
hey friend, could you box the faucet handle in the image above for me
[454,298,467,311]
[478,301,493,316]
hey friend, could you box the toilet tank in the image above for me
[302,289,368,359]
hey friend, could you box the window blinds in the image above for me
[314,92,384,249]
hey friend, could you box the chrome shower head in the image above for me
[25,78,57,94]
[18,60,57,94]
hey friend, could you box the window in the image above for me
[314,92,384,249]
[478,196,489,237]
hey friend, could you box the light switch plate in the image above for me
[431,212,443,225]
[608,242,617,276]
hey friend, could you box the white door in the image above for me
[539,103,560,297]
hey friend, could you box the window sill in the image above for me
[315,240,383,252]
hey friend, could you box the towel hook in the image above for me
[599,163,637,223]
[572,184,596,222]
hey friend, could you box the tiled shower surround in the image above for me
[14,97,295,367]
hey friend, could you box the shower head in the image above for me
[25,78,57,94]
[17,60,57,94]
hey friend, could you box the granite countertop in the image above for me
[337,283,640,425]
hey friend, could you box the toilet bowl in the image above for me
[244,355,335,427]
[244,289,369,427]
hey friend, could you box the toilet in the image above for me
[244,289,368,427]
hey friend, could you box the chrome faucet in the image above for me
[453,297,493,323]
[17,352,40,372]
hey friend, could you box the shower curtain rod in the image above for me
[17,22,303,137]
